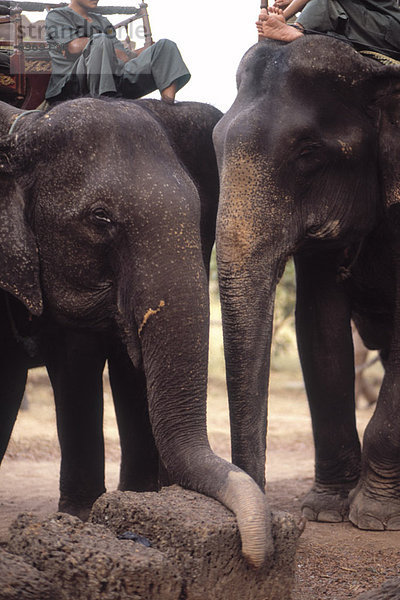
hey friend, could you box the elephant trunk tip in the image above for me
[218,470,274,569]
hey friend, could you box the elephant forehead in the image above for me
[235,38,380,121]
[22,99,175,178]
[245,37,378,83]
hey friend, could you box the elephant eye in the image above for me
[92,208,112,224]
[298,142,321,158]
[296,142,324,172]
[299,147,314,157]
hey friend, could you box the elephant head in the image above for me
[0,98,273,567]
[213,36,400,489]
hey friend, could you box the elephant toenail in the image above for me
[317,511,344,523]
[301,506,317,521]
[386,516,400,530]
[350,513,385,530]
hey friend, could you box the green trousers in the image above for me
[297,0,400,55]
[59,36,190,100]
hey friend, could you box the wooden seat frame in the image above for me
[0,1,153,109]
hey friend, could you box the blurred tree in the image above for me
[272,259,296,360]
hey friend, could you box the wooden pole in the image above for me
[139,2,154,48]
[258,0,268,41]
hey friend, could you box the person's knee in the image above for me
[155,38,177,51]
[90,33,115,49]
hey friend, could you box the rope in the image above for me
[8,109,42,135]
[359,50,400,67]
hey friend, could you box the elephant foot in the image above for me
[301,482,357,522]
[349,481,400,531]
[58,493,104,521]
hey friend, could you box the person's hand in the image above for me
[115,48,130,63]
[274,0,291,8]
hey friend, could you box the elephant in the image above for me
[0,97,273,568]
[213,35,400,531]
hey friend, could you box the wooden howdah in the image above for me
[0,1,153,109]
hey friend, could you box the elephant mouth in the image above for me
[44,281,115,331]
[306,220,342,240]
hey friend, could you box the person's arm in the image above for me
[283,0,311,20]
[273,1,292,9]
[46,9,79,54]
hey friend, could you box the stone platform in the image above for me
[3,485,303,600]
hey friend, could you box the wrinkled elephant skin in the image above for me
[0,98,273,568]
[214,36,400,531]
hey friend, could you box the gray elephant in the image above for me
[0,97,273,568]
[213,36,400,530]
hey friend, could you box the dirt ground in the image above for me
[0,326,399,599]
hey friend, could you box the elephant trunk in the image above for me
[121,248,273,568]
[216,155,291,489]
[217,261,281,489]
[217,468,273,567]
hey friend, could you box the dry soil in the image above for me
[0,340,398,600]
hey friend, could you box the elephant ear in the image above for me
[0,137,43,316]
[373,66,400,223]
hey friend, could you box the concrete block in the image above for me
[7,512,181,600]
[90,485,303,600]
[0,547,55,600]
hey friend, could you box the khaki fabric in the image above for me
[297,0,400,55]
[45,6,190,100]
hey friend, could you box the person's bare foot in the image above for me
[267,6,286,22]
[256,12,303,41]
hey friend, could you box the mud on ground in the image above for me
[0,352,398,599]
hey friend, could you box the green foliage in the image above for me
[272,259,297,363]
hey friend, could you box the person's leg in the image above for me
[296,0,347,32]
[338,0,400,54]
[73,33,123,97]
[121,39,190,101]
[47,76,81,103]
[257,0,346,42]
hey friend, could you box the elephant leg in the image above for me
[43,328,106,520]
[107,342,159,492]
[0,345,27,462]
[0,292,28,462]
[349,256,400,531]
[295,252,361,522]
